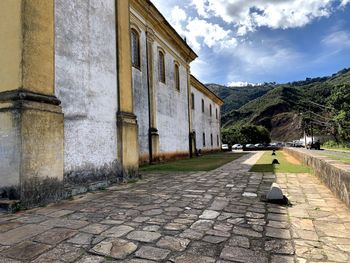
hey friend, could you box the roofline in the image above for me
[190,75,224,106]
[130,0,198,63]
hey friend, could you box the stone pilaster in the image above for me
[186,67,195,157]
[116,0,139,169]
[0,0,64,187]
[146,28,160,162]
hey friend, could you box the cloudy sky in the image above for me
[151,0,350,86]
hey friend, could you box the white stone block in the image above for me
[266,183,284,200]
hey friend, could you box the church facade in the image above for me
[0,0,223,192]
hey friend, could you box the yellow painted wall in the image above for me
[0,0,22,92]
[0,0,54,95]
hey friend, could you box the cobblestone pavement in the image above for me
[0,153,349,262]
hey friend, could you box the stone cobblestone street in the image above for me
[0,153,349,262]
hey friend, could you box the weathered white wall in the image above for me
[131,26,150,161]
[153,39,190,156]
[192,87,221,151]
[55,0,118,174]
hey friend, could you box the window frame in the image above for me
[191,93,195,109]
[174,62,180,91]
[158,49,166,83]
[201,99,205,113]
[130,28,141,69]
[203,132,206,147]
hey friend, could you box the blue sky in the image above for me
[152,0,350,86]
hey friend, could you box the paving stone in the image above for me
[156,236,190,251]
[246,212,265,219]
[0,222,22,233]
[164,223,187,230]
[101,225,134,238]
[179,229,204,240]
[268,220,289,229]
[170,253,216,263]
[0,224,51,245]
[228,236,250,248]
[232,226,263,238]
[266,227,291,239]
[292,229,319,241]
[40,218,89,229]
[32,243,84,262]
[127,231,161,242]
[199,210,220,219]
[90,238,137,259]
[34,227,78,245]
[220,246,268,263]
[202,235,227,244]
[75,255,105,263]
[264,240,295,255]
[1,241,50,261]
[81,223,110,234]
[48,210,75,218]
[271,255,295,263]
[127,259,156,263]
[142,209,163,216]
[190,220,214,231]
[135,246,170,261]
[67,232,94,245]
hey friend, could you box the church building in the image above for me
[0,0,223,196]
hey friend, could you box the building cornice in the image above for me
[130,0,198,63]
[190,75,224,106]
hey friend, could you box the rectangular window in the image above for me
[174,63,180,90]
[217,135,219,146]
[211,134,213,146]
[159,51,166,83]
[201,99,204,113]
[203,133,206,147]
[191,93,195,109]
[216,108,218,119]
[210,104,212,117]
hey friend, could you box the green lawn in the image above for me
[140,152,246,172]
[319,154,350,164]
[250,151,312,173]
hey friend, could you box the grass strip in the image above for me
[250,151,312,173]
[140,152,246,172]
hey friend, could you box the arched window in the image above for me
[131,29,140,69]
[174,63,180,90]
[159,50,166,83]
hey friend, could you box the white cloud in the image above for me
[227,81,262,87]
[189,0,348,35]
[322,30,350,50]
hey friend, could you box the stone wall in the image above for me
[284,148,350,208]
[55,0,119,175]
[191,87,221,152]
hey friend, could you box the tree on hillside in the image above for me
[328,84,350,142]
[222,125,271,145]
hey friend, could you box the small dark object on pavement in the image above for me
[272,150,276,156]
[272,159,280,165]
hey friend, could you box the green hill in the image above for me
[208,68,350,141]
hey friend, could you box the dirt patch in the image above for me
[282,151,301,165]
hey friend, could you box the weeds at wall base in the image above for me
[0,161,140,212]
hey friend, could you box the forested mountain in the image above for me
[207,68,350,141]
